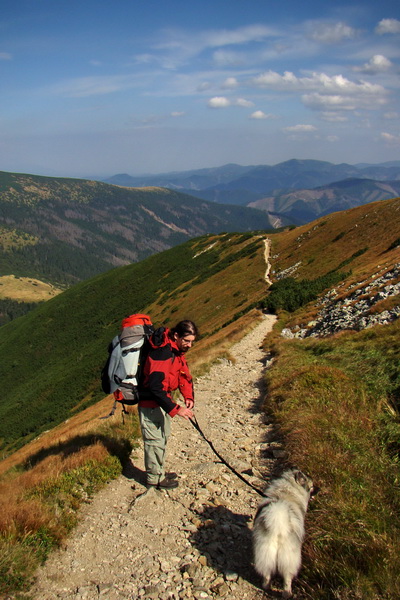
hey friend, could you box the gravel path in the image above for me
[30,314,278,600]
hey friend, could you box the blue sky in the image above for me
[1,0,400,177]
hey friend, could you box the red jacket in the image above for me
[138,327,194,417]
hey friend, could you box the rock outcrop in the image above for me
[281,263,400,339]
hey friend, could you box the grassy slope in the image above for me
[268,196,400,281]
[261,197,400,599]
[0,276,61,302]
[264,320,400,600]
[0,233,267,453]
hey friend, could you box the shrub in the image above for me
[262,271,347,313]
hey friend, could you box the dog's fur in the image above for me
[252,469,316,598]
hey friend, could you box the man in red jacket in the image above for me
[138,319,198,490]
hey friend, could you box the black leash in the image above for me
[189,415,265,497]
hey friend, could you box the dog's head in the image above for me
[293,469,320,499]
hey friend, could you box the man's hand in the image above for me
[177,406,193,420]
[185,398,194,410]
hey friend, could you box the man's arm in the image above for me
[178,358,194,411]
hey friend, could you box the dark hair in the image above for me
[170,320,199,338]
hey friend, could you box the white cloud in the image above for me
[308,22,358,44]
[384,111,399,119]
[213,49,245,66]
[252,70,385,97]
[250,69,388,116]
[201,24,276,47]
[302,93,357,111]
[252,70,296,87]
[222,77,239,89]
[197,81,212,92]
[284,124,317,133]
[302,91,386,112]
[207,96,254,109]
[327,135,339,142]
[381,131,400,144]
[207,96,231,108]
[0,52,12,60]
[320,112,348,122]
[48,75,143,97]
[236,98,254,107]
[171,111,185,117]
[354,54,392,74]
[249,110,269,119]
[375,19,400,35]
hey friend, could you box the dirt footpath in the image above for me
[30,315,278,600]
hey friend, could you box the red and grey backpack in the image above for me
[101,313,154,416]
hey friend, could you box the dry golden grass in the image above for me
[0,395,120,476]
[270,197,400,282]
[148,236,268,336]
[0,401,133,595]
[189,308,265,374]
[0,275,61,302]
[368,295,400,314]
[264,321,400,599]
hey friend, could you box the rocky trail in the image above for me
[30,315,279,600]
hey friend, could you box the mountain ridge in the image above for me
[102,158,400,223]
[103,158,400,196]
[0,171,273,287]
[248,178,400,223]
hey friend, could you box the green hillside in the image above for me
[0,197,399,599]
[0,171,273,286]
[0,232,267,453]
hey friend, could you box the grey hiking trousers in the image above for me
[139,405,171,485]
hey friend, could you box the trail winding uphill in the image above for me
[263,239,273,285]
[30,315,280,600]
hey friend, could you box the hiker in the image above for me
[138,319,198,490]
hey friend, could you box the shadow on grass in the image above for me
[21,432,149,487]
[22,433,133,470]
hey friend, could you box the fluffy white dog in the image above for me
[252,469,317,598]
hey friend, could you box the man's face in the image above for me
[174,333,195,353]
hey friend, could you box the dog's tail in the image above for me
[253,526,278,579]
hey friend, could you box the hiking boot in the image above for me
[166,472,178,479]
[157,477,179,489]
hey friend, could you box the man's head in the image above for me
[171,320,198,353]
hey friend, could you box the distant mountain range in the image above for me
[104,159,400,223]
[0,171,273,286]
[249,178,400,226]
[1,161,399,294]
